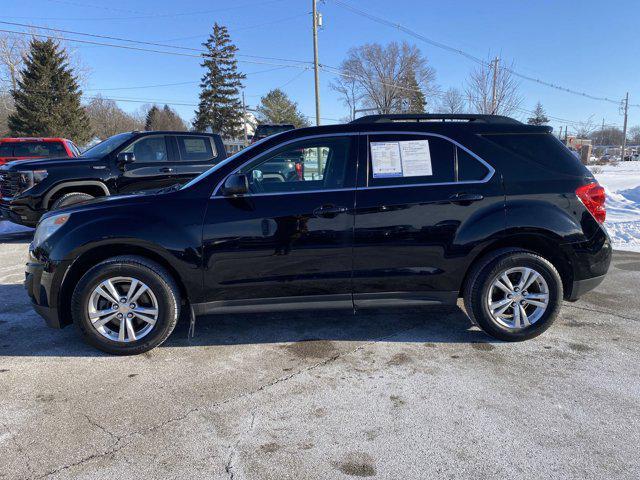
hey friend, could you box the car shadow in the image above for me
[0,279,493,357]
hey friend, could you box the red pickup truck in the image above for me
[0,137,81,166]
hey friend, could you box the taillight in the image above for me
[576,182,606,223]
[295,162,303,180]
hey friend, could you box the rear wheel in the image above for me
[71,256,181,355]
[464,249,563,341]
[51,192,94,210]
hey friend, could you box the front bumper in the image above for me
[25,255,68,329]
[1,200,42,227]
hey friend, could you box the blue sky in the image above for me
[3,0,639,133]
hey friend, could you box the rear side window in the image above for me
[0,141,68,157]
[482,133,590,176]
[367,135,455,186]
[457,148,489,181]
[177,136,216,161]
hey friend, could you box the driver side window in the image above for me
[240,136,354,194]
[122,136,168,162]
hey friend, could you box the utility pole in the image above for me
[312,0,321,126]
[621,92,629,161]
[601,117,605,146]
[241,91,248,148]
[490,57,499,114]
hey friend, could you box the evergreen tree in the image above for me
[144,104,187,131]
[9,38,90,142]
[193,24,245,138]
[144,105,160,130]
[256,89,309,127]
[527,101,550,125]
[401,69,426,113]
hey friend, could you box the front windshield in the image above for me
[82,132,135,157]
[180,135,273,190]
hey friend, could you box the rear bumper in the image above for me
[561,226,612,300]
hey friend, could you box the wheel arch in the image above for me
[44,181,110,209]
[58,243,189,328]
[461,231,574,300]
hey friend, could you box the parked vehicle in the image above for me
[0,131,226,226]
[25,114,611,354]
[0,137,80,166]
[252,124,294,143]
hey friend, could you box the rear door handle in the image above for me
[160,167,175,173]
[448,193,484,204]
[313,204,348,218]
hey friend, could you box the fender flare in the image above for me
[43,181,110,209]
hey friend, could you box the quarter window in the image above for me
[457,147,489,181]
[177,136,217,161]
[122,136,168,162]
[240,136,354,194]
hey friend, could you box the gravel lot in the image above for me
[0,230,638,479]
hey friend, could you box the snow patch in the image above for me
[589,161,640,252]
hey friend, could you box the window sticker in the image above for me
[184,138,208,153]
[371,142,403,178]
[371,140,433,178]
[399,140,432,177]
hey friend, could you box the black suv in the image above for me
[0,131,226,226]
[25,114,611,354]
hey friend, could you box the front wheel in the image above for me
[464,249,563,341]
[71,256,181,355]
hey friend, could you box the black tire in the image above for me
[71,255,181,355]
[51,192,94,210]
[463,248,563,341]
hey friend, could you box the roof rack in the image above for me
[349,114,521,125]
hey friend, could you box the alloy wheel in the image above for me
[486,267,549,329]
[87,276,159,342]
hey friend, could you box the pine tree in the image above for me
[256,89,309,127]
[193,24,245,138]
[145,104,187,131]
[401,69,426,113]
[527,101,550,125]
[9,38,90,142]
[144,105,160,130]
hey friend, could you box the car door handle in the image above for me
[160,167,175,173]
[448,193,484,204]
[313,204,348,218]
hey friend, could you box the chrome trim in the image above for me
[211,130,495,198]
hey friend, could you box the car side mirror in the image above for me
[221,173,249,196]
[117,152,135,168]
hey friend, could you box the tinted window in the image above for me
[123,136,168,162]
[482,133,590,176]
[240,136,353,194]
[83,132,134,157]
[254,125,294,139]
[0,141,67,157]
[457,147,489,181]
[177,136,216,161]
[367,135,455,186]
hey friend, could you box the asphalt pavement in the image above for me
[0,230,638,479]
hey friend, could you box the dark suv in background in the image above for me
[0,131,226,226]
[25,114,611,354]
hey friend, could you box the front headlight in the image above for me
[32,213,70,247]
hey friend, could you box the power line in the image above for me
[330,0,635,108]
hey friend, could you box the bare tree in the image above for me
[437,87,466,113]
[0,93,14,135]
[573,115,596,138]
[332,41,436,115]
[330,74,362,121]
[85,95,143,139]
[466,58,522,116]
[0,33,28,91]
[629,125,640,145]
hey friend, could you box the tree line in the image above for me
[1,28,638,146]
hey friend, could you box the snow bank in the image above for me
[589,161,640,252]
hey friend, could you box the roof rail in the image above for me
[349,114,521,125]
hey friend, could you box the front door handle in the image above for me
[448,192,484,205]
[160,167,175,173]
[313,204,348,218]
